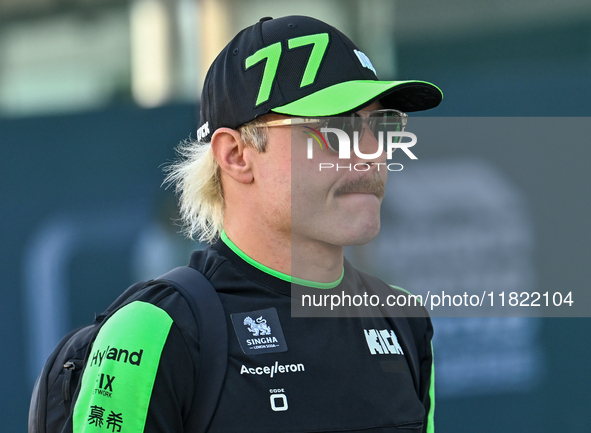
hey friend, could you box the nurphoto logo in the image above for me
[304,126,418,172]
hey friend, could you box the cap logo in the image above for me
[245,33,330,106]
[354,49,377,76]
[197,121,210,141]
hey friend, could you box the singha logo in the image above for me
[243,316,272,336]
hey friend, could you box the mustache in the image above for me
[333,173,385,199]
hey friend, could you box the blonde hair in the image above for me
[164,120,269,243]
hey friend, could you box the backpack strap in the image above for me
[156,266,227,433]
[95,280,149,323]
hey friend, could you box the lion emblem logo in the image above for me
[243,316,272,336]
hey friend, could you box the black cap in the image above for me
[197,15,442,142]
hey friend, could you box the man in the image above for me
[72,15,442,433]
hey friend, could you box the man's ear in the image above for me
[211,127,254,184]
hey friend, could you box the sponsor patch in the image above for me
[231,308,288,354]
[363,329,405,355]
[239,361,305,378]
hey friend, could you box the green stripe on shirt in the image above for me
[73,301,173,432]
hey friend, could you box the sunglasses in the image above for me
[257,109,408,153]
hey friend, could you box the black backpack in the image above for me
[28,266,228,433]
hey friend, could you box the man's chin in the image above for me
[336,193,382,219]
[329,196,382,245]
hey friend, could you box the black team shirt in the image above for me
[74,234,434,433]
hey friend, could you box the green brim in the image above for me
[272,80,443,116]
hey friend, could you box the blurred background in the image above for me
[1,0,590,431]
